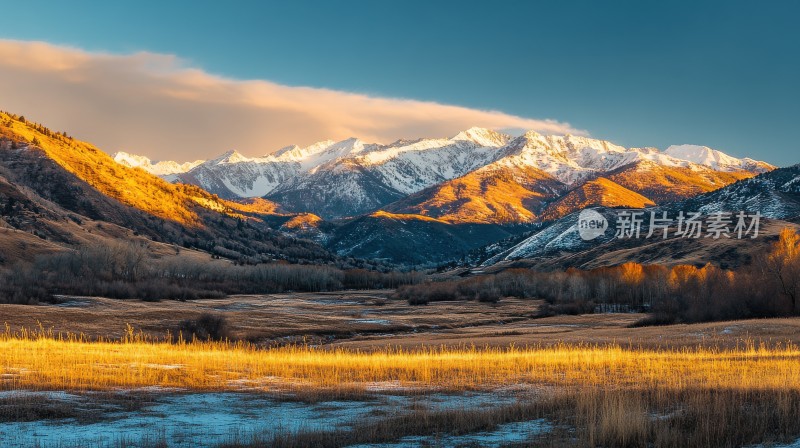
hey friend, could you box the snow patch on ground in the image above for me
[347,419,551,448]
[0,391,530,448]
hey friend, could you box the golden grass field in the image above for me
[3,325,800,446]
[2,325,800,394]
[3,295,800,447]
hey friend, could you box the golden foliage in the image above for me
[619,262,645,285]
[765,228,800,310]
[227,197,281,215]
[771,227,800,261]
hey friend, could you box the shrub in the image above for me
[177,313,229,341]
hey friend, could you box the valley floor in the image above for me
[2,293,800,447]
[3,292,800,349]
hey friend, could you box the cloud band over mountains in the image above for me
[0,39,585,161]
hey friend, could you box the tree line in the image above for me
[0,241,424,304]
[394,228,800,324]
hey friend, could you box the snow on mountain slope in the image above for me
[675,164,800,219]
[165,139,367,198]
[490,132,764,186]
[113,151,203,181]
[665,144,773,172]
[358,135,506,194]
[113,128,773,222]
[495,208,615,262]
[267,129,509,218]
[266,158,407,219]
[175,151,300,198]
[274,138,372,170]
[451,127,512,147]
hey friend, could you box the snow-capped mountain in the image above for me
[377,132,773,224]
[113,151,203,181]
[490,132,769,186]
[267,129,509,217]
[481,165,800,267]
[113,128,774,221]
[174,150,300,198]
[664,144,773,172]
[139,138,373,199]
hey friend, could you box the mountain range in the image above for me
[477,164,800,272]
[116,128,772,223]
[107,127,780,264]
[1,108,793,269]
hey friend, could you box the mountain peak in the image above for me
[664,144,773,172]
[273,140,336,161]
[209,149,250,164]
[451,127,510,147]
[113,151,203,175]
[113,151,152,167]
[522,130,543,139]
[330,137,366,152]
[272,144,301,157]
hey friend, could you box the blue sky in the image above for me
[1,0,798,165]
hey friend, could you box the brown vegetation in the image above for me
[258,389,800,448]
[4,328,800,447]
[0,242,422,304]
[399,228,800,324]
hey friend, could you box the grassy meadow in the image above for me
[3,325,800,446]
[2,326,800,393]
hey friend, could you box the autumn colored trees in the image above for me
[399,228,800,324]
[763,228,800,311]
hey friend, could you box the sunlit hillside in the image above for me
[368,210,450,224]
[540,177,656,221]
[0,111,252,226]
[228,197,282,215]
[384,166,565,224]
[381,161,759,226]
[607,160,756,203]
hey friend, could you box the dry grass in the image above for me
[5,294,800,349]
[3,324,800,446]
[244,389,800,448]
[2,325,800,394]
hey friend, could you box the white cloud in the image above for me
[0,39,586,161]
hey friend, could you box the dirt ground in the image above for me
[1,291,799,350]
